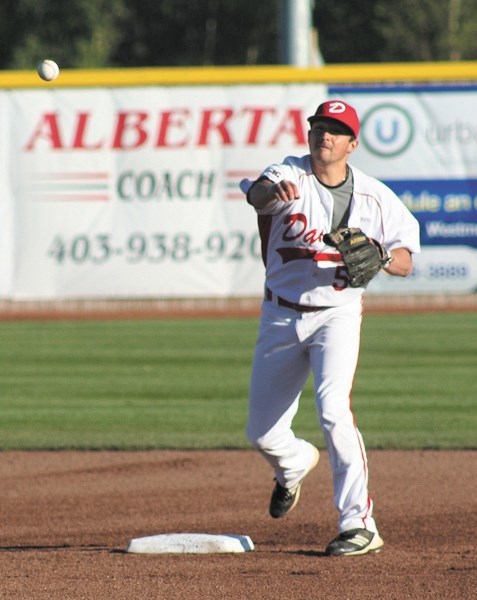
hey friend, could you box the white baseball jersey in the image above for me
[253,155,420,306]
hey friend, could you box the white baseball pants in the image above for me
[246,297,378,534]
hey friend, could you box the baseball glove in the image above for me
[323,227,390,288]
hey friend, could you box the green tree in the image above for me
[1,0,477,70]
[0,0,280,70]
[314,0,383,63]
[374,0,473,61]
[111,0,279,67]
[314,0,477,62]
[0,0,128,69]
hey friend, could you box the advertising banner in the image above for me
[336,87,477,294]
[0,82,476,299]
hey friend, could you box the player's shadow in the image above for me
[292,549,328,557]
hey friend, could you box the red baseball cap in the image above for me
[307,100,360,138]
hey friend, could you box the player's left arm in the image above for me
[383,247,413,277]
[373,180,420,278]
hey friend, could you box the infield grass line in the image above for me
[0,313,475,450]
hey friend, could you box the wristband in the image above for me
[383,247,394,266]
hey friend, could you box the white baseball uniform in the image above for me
[244,155,420,534]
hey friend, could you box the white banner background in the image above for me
[1,83,476,299]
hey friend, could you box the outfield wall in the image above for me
[1,62,477,301]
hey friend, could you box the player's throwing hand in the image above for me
[268,180,300,202]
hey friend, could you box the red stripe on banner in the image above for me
[32,172,110,180]
[225,193,244,200]
[225,170,258,177]
[33,194,110,202]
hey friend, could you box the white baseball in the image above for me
[37,59,60,81]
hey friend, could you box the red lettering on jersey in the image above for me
[303,230,322,244]
[281,213,324,257]
[283,213,307,240]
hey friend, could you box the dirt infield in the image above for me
[0,297,475,598]
[0,450,475,599]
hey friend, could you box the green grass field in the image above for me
[0,312,475,450]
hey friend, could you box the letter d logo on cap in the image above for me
[328,101,346,114]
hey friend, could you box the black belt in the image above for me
[265,287,330,313]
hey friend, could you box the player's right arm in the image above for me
[247,177,300,209]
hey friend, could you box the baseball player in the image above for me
[242,100,420,556]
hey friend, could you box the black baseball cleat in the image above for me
[325,528,384,556]
[269,480,300,518]
[269,447,319,518]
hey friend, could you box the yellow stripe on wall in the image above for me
[1,61,476,89]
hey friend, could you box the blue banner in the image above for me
[384,179,477,248]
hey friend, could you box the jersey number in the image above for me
[333,266,350,291]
